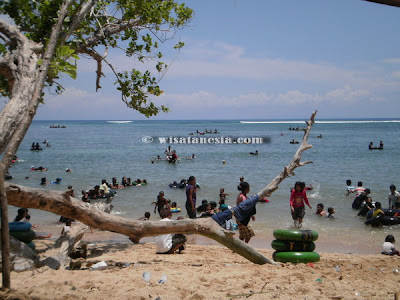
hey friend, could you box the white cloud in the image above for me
[382,58,400,64]
[155,85,376,111]
[75,40,400,96]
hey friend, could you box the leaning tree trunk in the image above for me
[0,1,77,288]
[4,111,317,266]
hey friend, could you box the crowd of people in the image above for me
[347,179,400,226]
[84,177,147,201]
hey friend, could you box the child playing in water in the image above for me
[346,179,355,195]
[372,202,384,218]
[138,212,151,221]
[154,191,169,217]
[315,203,326,216]
[290,181,312,228]
[382,235,400,256]
[326,207,335,218]
[219,188,228,204]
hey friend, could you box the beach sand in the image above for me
[2,231,400,300]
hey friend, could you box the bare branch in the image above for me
[257,111,317,199]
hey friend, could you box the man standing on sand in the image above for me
[185,176,197,219]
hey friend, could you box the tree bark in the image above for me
[0,172,11,288]
[41,223,88,270]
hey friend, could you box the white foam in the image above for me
[106,121,133,124]
[240,120,400,124]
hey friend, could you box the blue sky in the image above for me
[15,0,400,120]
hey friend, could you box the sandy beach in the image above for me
[2,230,400,300]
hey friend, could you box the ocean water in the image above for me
[6,118,400,254]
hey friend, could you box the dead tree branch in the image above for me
[257,110,317,199]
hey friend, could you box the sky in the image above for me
[4,0,400,120]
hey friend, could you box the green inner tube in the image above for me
[273,251,320,263]
[271,240,316,252]
[10,230,36,243]
[273,229,319,242]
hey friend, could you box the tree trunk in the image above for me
[0,173,11,288]
[0,1,77,286]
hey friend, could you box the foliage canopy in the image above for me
[0,0,193,117]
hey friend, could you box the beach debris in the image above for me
[393,268,399,275]
[13,258,35,272]
[315,278,323,283]
[158,274,167,284]
[334,265,340,272]
[69,260,82,270]
[142,271,151,283]
[89,261,107,270]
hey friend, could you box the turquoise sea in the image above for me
[6,118,400,254]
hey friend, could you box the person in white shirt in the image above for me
[388,185,400,209]
[155,208,186,254]
[382,234,400,256]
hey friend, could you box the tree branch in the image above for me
[5,183,275,265]
[59,0,97,46]
[257,111,317,199]
[76,17,141,51]
[78,48,104,91]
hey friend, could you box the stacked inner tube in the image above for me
[9,222,36,250]
[272,229,320,263]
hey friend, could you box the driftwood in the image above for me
[5,112,317,265]
[1,202,112,271]
[42,202,112,269]
[41,223,88,270]
[257,110,316,199]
